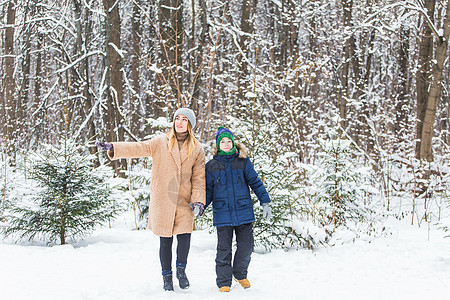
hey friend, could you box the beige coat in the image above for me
[108,132,205,237]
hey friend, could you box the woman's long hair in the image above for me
[168,122,196,158]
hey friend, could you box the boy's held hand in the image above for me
[190,202,205,216]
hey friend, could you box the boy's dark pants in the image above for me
[215,223,254,288]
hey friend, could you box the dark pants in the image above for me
[160,233,191,274]
[215,223,254,288]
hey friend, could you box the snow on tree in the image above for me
[305,123,381,241]
[0,140,122,245]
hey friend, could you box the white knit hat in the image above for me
[173,107,196,128]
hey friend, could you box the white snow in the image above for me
[0,216,449,300]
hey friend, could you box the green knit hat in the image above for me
[215,126,235,149]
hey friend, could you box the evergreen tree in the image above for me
[126,165,151,230]
[247,125,312,250]
[0,141,121,245]
[307,124,377,238]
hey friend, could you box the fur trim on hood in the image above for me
[212,141,248,158]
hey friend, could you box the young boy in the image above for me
[205,126,272,292]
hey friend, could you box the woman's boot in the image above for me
[176,267,190,289]
[163,273,174,291]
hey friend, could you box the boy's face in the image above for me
[174,114,189,133]
[219,137,233,152]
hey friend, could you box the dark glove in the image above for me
[190,202,205,217]
[96,141,114,151]
[262,203,271,221]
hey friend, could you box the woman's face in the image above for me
[219,137,233,152]
[174,114,189,133]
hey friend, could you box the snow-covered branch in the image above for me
[56,50,104,74]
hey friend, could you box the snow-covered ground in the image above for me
[0,216,449,300]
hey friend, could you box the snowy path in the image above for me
[0,218,449,299]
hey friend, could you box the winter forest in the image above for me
[0,0,450,298]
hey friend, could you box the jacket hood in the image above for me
[211,141,248,158]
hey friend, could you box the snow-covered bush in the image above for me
[318,139,370,226]
[123,162,152,230]
[305,133,380,241]
[240,121,313,250]
[0,141,122,245]
[433,153,450,238]
[386,153,450,227]
[0,154,20,216]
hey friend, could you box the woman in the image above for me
[96,108,205,291]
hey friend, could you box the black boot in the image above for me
[163,274,174,291]
[176,267,190,289]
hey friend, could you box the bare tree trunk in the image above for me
[175,0,183,106]
[84,3,97,156]
[394,24,410,152]
[339,0,353,131]
[131,0,142,137]
[102,0,126,175]
[68,0,84,137]
[33,30,43,142]
[287,0,302,152]
[18,5,31,143]
[278,0,287,72]
[237,0,256,116]
[415,0,436,160]
[157,0,184,114]
[4,0,16,161]
[288,0,299,98]
[72,0,97,155]
[191,0,208,114]
[358,29,376,154]
[418,0,450,161]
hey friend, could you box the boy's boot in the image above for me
[219,286,231,292]
[234,278,251,289]
[176,266,190,289]
[162,271,174,291]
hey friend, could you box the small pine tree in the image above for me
[126,166,151,230]
[309,130,375,237]
[0,141,121,245]
[240,121,312,250]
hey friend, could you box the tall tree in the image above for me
[416,0,450,161]
[72,0,97,154]
[157,0,184,114]
[355,28,376,155]
[102,0,126,174]
[236,0,256,118]
[4,0,16,161]
[339,0,354,131]
[394,22,411,152]
[17,5,32,141]
[130,0,142,136]
[190,0,208,113]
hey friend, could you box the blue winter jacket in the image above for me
[205,142,271,227]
